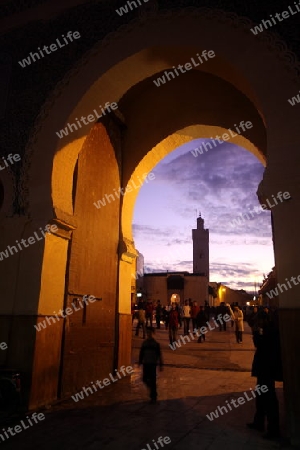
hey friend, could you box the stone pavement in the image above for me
[1,321,288,450]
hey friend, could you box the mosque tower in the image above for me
[192,213,209,278]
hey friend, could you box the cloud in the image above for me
[166,238,190,245]
[143,260,259,291]
[210,236,271,246]
[145,260,193,273]
[150,143,269,238]
[209,262,263,290]
[132,224,171,238]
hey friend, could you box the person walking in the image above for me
[219,302,230,331]
[204,304,211,320]
[168,302,179,345]
[176,302,183,328]
[247,306,260,346]
[155,300,162,329]
[191,301,200,332]
[135,299,146,339]
[247,305,259,328]
[131,302,137,324]
[139,327,163,404]
[145,300,154,327]
[231,305,244,343]
[162,306,169,330]
[182,299,191,336]
[215,304,222,331]
[196,306,208,342]
[247,309,282,439]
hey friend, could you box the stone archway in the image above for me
[9,8,300,443]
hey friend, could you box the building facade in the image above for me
[140,216,209,305]
[143,272,208,305]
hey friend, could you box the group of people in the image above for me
[134,298,207,343]
[134,299,162,339]
[133,298,245,345]
[136,299,282,439]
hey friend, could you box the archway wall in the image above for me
[20,119,124,408]
[28,10,300,219]
[16,9,300,436]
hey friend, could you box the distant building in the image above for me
[143,272,208,305]
[213,282,253,307]
[138,215,209,305]
[208,282,219,307]
[135,216,254,307]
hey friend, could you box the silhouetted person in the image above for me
[215,304,221,331]
[135,299,146,338]
[204,304,210,319]
[162,306,169,330]
[155,300,162,329]
[191,301,200,332]
[247,306,258,327]
[139,327,163,404]
[168,303,179,344]
[145,300,154,327]
[247,306,259,346]
[218,302,230,331]
[131,303,137,324]
[196,306,208,342]
[247,310,282,439]
[176,302,183,328]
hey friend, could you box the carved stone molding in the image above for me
[0,165,16,218]
[119,237,138,263]
[49,218,76,240]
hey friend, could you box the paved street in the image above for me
[1,321,286,449]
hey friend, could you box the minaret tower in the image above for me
[192,213,209,278]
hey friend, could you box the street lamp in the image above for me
[222,287,226,304]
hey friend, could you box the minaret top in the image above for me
[197,213,204,229]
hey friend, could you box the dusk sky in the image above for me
[132,140,275,292]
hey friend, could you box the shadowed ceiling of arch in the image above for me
[118,69,267,182]
[119,70,266,148]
